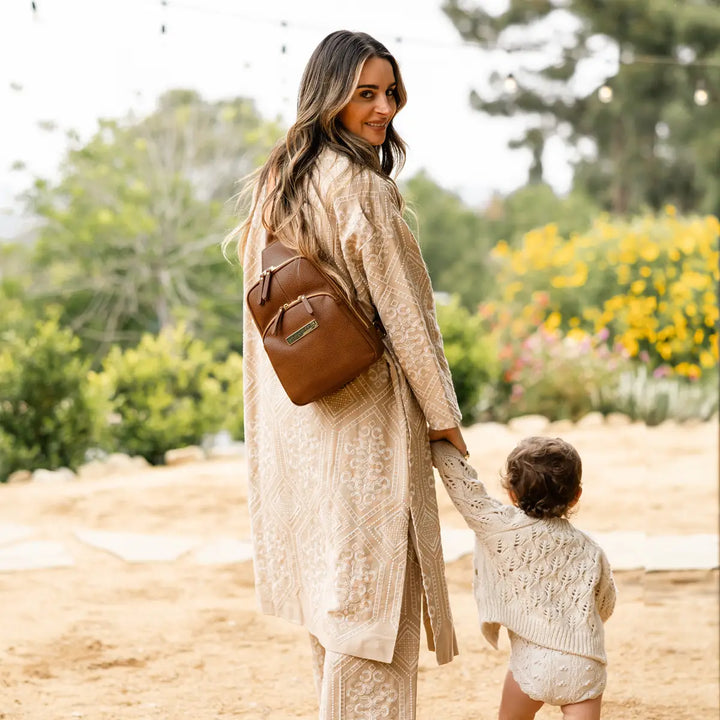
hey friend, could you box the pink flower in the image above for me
[596,327,610,342]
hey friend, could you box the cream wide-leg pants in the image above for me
[308,540,423,720]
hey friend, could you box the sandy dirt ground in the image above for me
[0,419,717,720]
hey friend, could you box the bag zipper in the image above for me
[265,292,374,338]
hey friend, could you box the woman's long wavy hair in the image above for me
[223,30,408,265]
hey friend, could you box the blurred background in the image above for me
[1,0,718,479]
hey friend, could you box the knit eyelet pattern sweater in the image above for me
[431,441,616,663]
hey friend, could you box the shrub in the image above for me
[99,325,243,464]
[490,210,719,378]
[0,317,108,480]
[609,365,718,426]
[436,296,499,423]
[488,324,634,422]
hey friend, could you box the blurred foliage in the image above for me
[435,296,500,422]
[0,316,109,481]
[97,324,243,465]
[610,365,718,426]
[443,0,720,215]
[404,171,495,308]
[483,183,600,247]
[23,90,280,360]
[488,210,719,377]
[404,173,600,309]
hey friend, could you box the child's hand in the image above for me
[428,426,468,460]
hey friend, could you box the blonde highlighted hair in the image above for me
[223,30,408,265]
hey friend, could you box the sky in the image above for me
[0,0,609,237]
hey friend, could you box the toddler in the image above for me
[432,436,616,720]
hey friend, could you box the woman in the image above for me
[226,30,467,718]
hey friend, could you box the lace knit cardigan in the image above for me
[431,441,616,663]
[242,149,462,665]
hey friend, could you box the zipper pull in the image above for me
[300,295,314,315]
[270,305,286,335]
[260,266,275,304]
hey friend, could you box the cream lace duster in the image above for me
[242,149,462,664]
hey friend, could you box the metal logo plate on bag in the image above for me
[286,320,318,345]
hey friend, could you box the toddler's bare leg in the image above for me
[498,670,543,720]
[561,695,602,720]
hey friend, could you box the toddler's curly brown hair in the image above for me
[501,436,582,519]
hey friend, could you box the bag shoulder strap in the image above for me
[261,234,297,270]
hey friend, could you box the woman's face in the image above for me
[338,57,397,146]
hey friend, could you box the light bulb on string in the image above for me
[160,0,167,35]
[694,82,709,106]
[503,73,518,94]
[598,84,613,103]
[280,20,287,54]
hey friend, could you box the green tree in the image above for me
[26,90,283,359]
[0,316,109,480]
[99,325,244,464]
[485,182,600,247]
[443,0,720,214]
[436,296,499,422]
[403,170,495,308]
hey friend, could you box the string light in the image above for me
[71,0,720,68]
[23,1,717,107]
[598,84,613,103]
[694,81,709,106]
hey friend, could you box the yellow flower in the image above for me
[492,240,510,258]
[677,233,697,255]
[639,242,660,262]
[694,328,705,345]
[630,280,646,295]
[503,281,524,302]
[705,305,719,326]
[665,204,677,217]
[545,311,562,331]
[700,351,715,368]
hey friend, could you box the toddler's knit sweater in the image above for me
[431,441,616,663]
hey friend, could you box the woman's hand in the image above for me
[428,426,468,459]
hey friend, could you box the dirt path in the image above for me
[0,419,717,719]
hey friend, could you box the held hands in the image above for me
[428,426,468,459]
